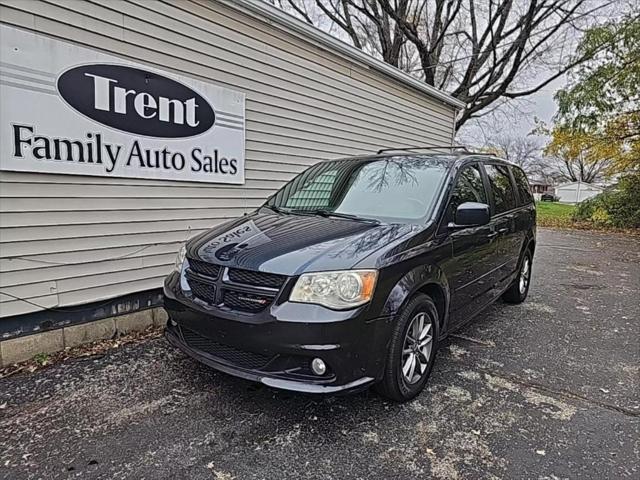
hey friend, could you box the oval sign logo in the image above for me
[57,64,215,138]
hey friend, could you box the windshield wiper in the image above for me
[263,204,287,214]
[264,205,379,223]
[262,205,310,216]
[311,209,381,224]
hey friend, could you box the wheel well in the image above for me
[417,283,446,330]
[528,238,536,255]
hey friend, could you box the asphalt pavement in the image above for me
[1,228,639,480]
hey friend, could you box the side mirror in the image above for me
[451,202,490,227]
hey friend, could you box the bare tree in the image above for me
[484,133,542,171]
[545,152,611,183]
[278,0,413,68]
[510,150,609,183]
[278,0,617,130]
[526,157,564,185]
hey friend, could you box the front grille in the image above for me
[186,273,217,304]
[223,290,273,313]
[187,258,221,279]
[183,260,287,313]
[228,268,286,289]
[181,327,271,370]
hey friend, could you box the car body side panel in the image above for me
[491,212,521,285]
[436,160,501,327]
[444,223,498,319]
[375,237,453,336]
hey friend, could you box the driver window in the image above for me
[444,164,487,225]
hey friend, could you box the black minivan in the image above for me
[163,149,536,401]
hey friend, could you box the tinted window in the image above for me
[268,156,451,223]
[485,164,517,214]
[444,164,487,224]
[511,167,534,205]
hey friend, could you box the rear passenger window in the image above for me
[511,167,534,205]
[484,165,517,214]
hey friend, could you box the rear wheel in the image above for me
[502,249,533,304]
[376,293,439,402]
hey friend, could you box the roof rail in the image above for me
[376,145,472,154]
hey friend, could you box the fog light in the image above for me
[311,358,327,376]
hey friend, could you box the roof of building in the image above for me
[224,0,466,110]
[556,181,604,190]
[527,176,555,185]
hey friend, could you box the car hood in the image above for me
[187,212,420,276]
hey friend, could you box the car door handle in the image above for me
[498,228,509,234]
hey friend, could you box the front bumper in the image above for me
[163,271,391,394]
[165,325,374,393]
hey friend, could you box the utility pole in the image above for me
[576,149,584,203]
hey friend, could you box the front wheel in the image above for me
[375,293,439,402]
[502,249,533,304]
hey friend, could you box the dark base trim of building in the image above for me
[0,289,165,367]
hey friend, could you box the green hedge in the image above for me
[573,173,640,228]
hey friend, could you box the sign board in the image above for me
[0,25,245,184]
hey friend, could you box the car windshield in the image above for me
[264,156,452,223]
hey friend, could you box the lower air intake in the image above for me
[181,327,271,370]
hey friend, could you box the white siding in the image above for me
[0,0,458,317]
[555,183,603,204]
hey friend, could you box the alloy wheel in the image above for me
[401,312,433,384]
[519,256,531,295]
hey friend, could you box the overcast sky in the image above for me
[458,73,566,146]
[530,78,564,125]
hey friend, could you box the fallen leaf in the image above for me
[536,449,546,456]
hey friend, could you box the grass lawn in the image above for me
[536,201,576,227]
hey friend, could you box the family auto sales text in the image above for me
[11,124,239,175]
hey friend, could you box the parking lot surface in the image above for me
[1,228,639,480]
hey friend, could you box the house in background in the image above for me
[527,175,555,201]
[555,181,604,203]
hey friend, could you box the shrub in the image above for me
[573,173,640,228]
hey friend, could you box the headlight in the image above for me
[290,270,378,309]
[174,245,187,272]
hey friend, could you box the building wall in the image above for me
[555,183,603,204]
[0,0,457,318]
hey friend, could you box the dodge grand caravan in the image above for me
[163,149,536,401]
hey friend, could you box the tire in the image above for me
[375,293,439,402]
[502,248,533,304]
